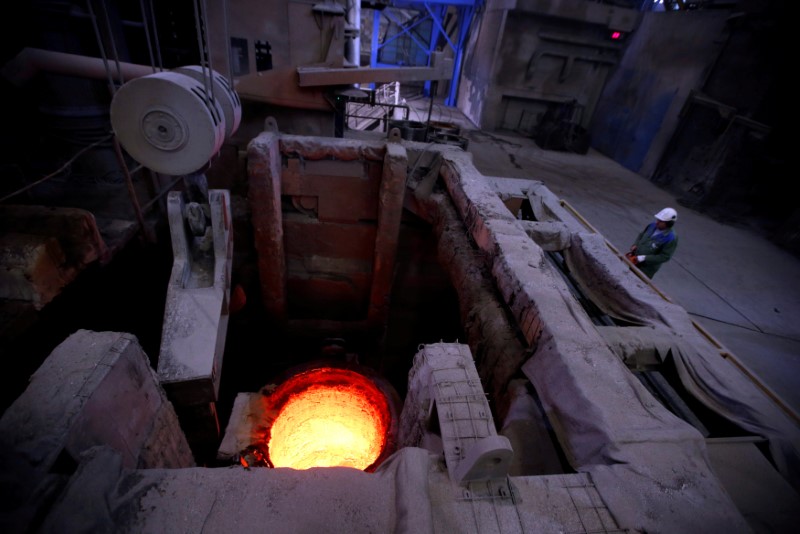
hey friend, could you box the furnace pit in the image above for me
[218,362,400,471]
[266,367,392,470]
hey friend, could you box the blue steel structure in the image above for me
[370,0,482,106]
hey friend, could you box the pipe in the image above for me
[346,0,361,68]
[1,48,154,87]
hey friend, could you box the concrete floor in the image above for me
[403,96,800,419]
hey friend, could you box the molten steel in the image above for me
[266,367,390,470]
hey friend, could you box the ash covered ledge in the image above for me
[0,329,193,532]
[157,188,233,456]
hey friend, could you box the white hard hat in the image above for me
[654,207,677,222]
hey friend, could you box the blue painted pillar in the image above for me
[371,9,381,90]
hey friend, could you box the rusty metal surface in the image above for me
[367,142,408,328]
[0,205,109,309]
[297,60,454,87]
[247,130,396,329]
[247,131,288,321]
[283,157,381,223]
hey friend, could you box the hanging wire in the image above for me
[192,0,216,109]
[86,0,153,242]
[221,0,233,86]
[139,0,157,73]
[0,136,113,203]
[148,0,164,71]
[99,0,125,87]
[86,0,117,94]
[112,136,155,242]
[199,0,216,103]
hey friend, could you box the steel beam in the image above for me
[297,56,453,86]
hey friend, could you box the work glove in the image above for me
[636,255,645,263]
[625,252,638,265]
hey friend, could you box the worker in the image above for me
[626,207,678,278]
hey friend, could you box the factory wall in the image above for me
[589,10,728,177]
[645,2,793,254]
[458,1,793,255]
[458,0,638,133]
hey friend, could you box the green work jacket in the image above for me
[632,222,678,278]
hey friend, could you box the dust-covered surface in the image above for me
[278,134,386,162]
[40,445,396,534]
[399,343,511,484]
[416,191,528,405]
[477,135,800,415]
[563,230,800,493]
[0,330,193,471]
[217,392,263,462]
[436,149,773,531]
[519,220,572,251]
[500,379,565,476]
[0,330,193,532]
[3,133,799,533]
[157,190,232,406]
[40,444,636,534]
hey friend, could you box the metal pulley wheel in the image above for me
[110,71,225,176]
[173,65,241,139]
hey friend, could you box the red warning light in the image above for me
[611,31,623,40]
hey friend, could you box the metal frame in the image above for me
[370,0,481,106]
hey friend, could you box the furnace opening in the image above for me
[264,366,393,470]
